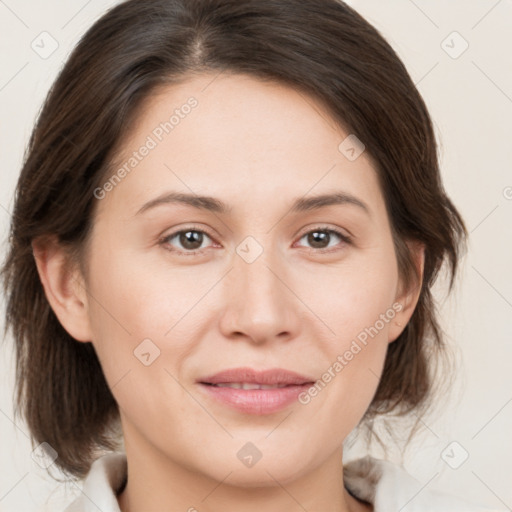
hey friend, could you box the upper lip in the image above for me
[198,367,316,386]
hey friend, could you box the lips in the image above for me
[197,367,316,415]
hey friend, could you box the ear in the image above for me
[32,235,93,342]
[388,240,425,344]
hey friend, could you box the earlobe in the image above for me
[32,236,93,342]
[388,241,425,344]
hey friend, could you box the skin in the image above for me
[33,72,424,512]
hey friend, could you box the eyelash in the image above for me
[159,225,353,256]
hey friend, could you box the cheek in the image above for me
[309,245,399,343]
[83,241,223,397]
[295,250,398,430]
[86,237,193,337]
[83,245,175,384]
[83,251,200,430]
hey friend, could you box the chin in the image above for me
[199,450,315,488]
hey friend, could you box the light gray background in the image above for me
[0,1,511,510]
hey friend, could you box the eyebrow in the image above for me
[135,190,370,217]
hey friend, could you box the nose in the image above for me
[218,241,302,345]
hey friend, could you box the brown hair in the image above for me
[1,0,467,479]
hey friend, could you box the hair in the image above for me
[1,0,467,479]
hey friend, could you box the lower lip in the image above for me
[198,383,312,415]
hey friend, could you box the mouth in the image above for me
[197,367,316,415]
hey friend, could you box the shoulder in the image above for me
[343,455,504,512]
[64,452,127,512]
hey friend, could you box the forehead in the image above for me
[96,72,385,221]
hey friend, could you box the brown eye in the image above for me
[296,228,352,251]
[161,229,214,254]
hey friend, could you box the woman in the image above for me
[1,0,503,510]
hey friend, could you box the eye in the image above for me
[295,227,352,252]
[160,227,217,255]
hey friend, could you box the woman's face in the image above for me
[78,72,419,485]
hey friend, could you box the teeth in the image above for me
[213,383,290,389]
